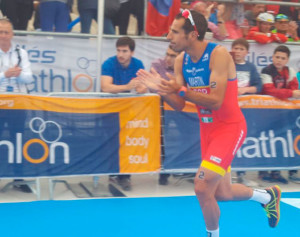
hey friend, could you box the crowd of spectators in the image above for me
[0,0,298,41]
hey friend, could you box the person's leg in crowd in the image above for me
[40,1,56,31]
[16,0,34,30]
[104,17,115,34]
[271,170,288,184]
[2,0,18,29]
[79,9,94,33]
[54,1,69,32]
[4,110,31,193]
[113,1,130,35]
[159,173,170,185]
[288,170,300,183]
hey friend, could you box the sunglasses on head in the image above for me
[181,10,200,37]
[275,14,289,21]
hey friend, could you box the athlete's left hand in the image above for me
[158,78,181,96]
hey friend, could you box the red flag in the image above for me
[146,0,181,36]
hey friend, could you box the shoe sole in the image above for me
[271,185,281,228]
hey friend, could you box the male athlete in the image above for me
[137,10,281,237]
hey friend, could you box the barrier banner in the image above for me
[14,36,300,94]
[163,95,300,171]
[0,94,161,178]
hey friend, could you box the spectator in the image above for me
[192,1,227,41]
[260,45,300,184]
[244,4,266,27]
[149,45,180,185]
[0,18,33,193]
[219,2,249,39]
[114,0,144,35]
[39,0,72,32]
[77,0,119,34]
[101,36,146,191]
[247,12,288,44]
[272,14,299,42]
[230,38,262,187]
[0,0,34,30]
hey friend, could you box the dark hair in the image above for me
[175,10,207,41]
[231,38,250,51]
[274,45,290,58]
[116,36,135,51]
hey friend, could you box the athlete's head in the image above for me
[272,45,290,71]
[167,10,207,52]
[116,36,135,67]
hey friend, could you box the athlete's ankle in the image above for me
[206,227,219,237]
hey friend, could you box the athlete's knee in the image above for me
[194,173,211,198]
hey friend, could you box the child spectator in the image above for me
[231,38,262,186]
[260,45,300,183]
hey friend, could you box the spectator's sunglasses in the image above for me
[275,14,289,21]
[181,10,200,36]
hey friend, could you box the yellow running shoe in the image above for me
[262,185,281,228]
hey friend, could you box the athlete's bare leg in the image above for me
[215,171,253,201]
[194,167,223,230]
[194,167,254,230]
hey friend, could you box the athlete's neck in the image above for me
[186,40,208,63]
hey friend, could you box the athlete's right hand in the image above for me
[136,68,162,93]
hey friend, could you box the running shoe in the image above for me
[262,185,281,228]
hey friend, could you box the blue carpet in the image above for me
[1,193,299,237]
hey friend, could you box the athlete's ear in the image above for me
[192,31,198,38]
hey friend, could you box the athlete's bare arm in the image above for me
[159,46,235,110]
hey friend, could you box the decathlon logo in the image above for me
[0,117,70,164]
[74,57,97,92]
[237,117,300,158]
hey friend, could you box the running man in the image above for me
[137,10,281,237]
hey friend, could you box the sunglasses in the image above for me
[182,9,200,36]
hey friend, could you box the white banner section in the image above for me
[14,36,300,94]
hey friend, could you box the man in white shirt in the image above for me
[0,18,33,193]
[0,18,32,93]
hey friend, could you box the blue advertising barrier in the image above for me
[163,95,300,171]
[0,94,161,178]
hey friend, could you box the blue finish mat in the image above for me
[1,192,299,237]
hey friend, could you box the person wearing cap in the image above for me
[272,14,299,42]
[247,12,287,44]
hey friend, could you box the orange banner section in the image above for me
[0,94,161,174]
[238,95,300,109]
[163,95,300,111]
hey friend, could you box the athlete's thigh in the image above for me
[201,121,246,176]
[214,172,232,200]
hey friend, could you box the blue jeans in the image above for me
[79,8,115,34]
[40,1,69,32]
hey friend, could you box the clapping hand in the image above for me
[158,73,181,96]
[136,68,162,93]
